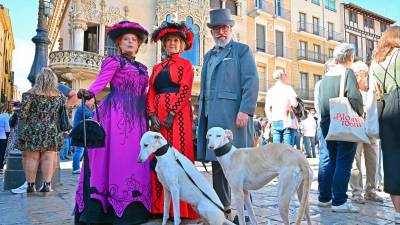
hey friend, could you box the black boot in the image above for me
[39,182,52,192]
[27,182,36,193]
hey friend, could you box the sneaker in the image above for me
[72,169,81,174]
[351,195,366,204]
[332,202,360,213]
[364,193,384,202]
[395,212,400,223]
[39,182,52,193]
[11,181,28,194]
[318,200,332,207]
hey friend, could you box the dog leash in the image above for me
[175,157,225,212]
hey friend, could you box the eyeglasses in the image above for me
[211,25,231,32]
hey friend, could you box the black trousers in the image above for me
[212,161,231,208]
[0,139,7,169]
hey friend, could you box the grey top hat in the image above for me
[207,8,235,28]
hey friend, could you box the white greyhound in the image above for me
[206,127,313,225]
[138,131,235,225]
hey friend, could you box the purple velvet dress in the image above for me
[75,55,151,223]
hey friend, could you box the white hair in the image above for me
[333,43,355,63]
[351,61,369,73]
[272,69,285,80]
[324,58,336,73]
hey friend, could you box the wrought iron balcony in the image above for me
[296,88,315,101]
[250,0,291,21]
[327,31,345,42]
[298,22,325,37]
[157,0,206,7]
[297,50,327,64]
[49,50,105,79]
[256,42,294,59]
[298,21,344,41]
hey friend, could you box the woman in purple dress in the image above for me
[74,21,151,225]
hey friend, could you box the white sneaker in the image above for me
[72,169,81,174]
[318,200,332,207]
[332,202,360,213]
[395,212,400,223]
[11,181,28,194]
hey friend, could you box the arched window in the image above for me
[225,0,237,15]
[181,17,200,66]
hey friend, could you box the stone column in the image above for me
[221,0,226,8]
[73,20,87,51]
[236,2,242,16]
[98,24,106,55]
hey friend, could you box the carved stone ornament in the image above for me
[156,0,209,32]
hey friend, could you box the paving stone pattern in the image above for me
[0,159,396,225]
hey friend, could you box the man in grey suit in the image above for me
[196,8,259,219]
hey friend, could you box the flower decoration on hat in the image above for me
[151,21,194,51]
[108,21,149,43]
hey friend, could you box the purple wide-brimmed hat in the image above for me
[108,21,149,43]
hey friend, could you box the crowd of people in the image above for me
[1,7,399,225]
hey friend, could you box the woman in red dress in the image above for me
[147,21,198,220]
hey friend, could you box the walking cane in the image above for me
[81,95,90,225]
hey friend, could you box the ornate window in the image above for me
[181,16,200,66]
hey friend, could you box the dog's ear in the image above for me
[153,133,163,140]
[224,129,233,141]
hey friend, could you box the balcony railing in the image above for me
[298,21,344,41]
[256,42,294,59]
[297,50,327,64]
[274,6,291,21]
[327,31,345,42]
[49,50,106,78]
[255,0,274,14]
[296,88,315,101]
[157,0,206,7]
[298,22,325,37]
[252,0,291,21]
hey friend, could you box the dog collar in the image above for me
[154,143,170,156]
[214,142,232,157]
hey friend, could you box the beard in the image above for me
[213,36,231,47]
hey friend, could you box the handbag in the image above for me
[325,72,370,144]
[364,88,380,139]
[69,97,105,148]
[372,49,400,119]
[59,97,72,132]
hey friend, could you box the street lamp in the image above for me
[27,0,54,84]
[3,0,55,191]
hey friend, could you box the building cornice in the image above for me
[342,3,395,24]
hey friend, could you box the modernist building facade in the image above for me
[0,4,15,104]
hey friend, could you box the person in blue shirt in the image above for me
[71,98,94,174]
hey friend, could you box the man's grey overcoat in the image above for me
[196,40,259,161]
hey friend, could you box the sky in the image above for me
[0,0,399,93]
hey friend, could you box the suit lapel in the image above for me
[209,41,234,76]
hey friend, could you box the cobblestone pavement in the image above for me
[0,159,396,225]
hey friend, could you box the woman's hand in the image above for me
[164,112,175,129]
[77,89,94,100]
[150,115,161,131]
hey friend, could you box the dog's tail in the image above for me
[295,157,311,225]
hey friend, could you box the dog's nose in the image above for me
[208,145,215,150]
